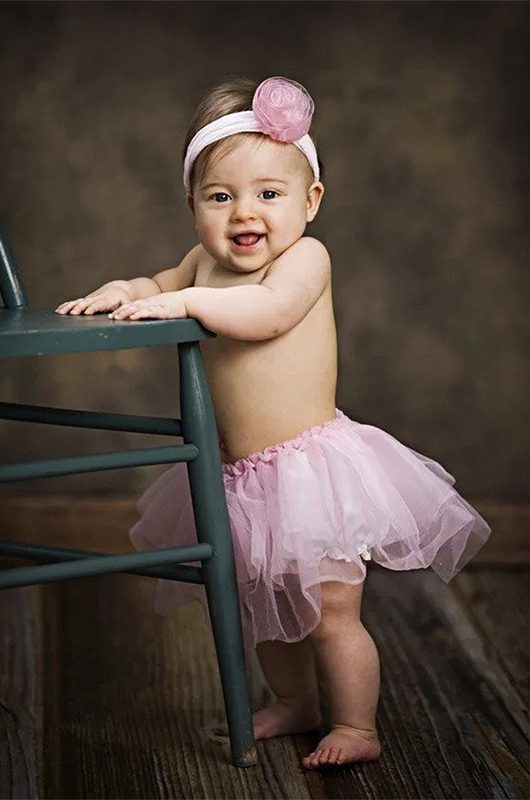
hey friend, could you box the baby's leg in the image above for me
[252,638,322,739]
[303,580,382,769]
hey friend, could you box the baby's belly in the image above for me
[199,284,338,462]
[202,342,337,464]
[216,403,337,463]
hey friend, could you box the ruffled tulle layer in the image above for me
[129,408,491,646]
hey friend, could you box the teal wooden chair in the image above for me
[0,225,257,767]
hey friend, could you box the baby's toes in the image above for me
[325,746,342,765]
[307,749,323,769]
[318,747,334,765]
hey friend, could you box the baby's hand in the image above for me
[108,292,188,321]
[55,283,131,315]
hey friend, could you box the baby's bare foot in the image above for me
[302,724,381,769]
[252,700,321,740]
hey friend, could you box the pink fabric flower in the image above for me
[252,76,315,142]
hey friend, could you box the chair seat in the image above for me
[0,308,215,357]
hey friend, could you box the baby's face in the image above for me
[188,137,324,274]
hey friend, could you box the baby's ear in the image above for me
[306,181,325,222]
[186,194,195,214]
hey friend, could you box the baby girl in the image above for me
[56,75,491,770]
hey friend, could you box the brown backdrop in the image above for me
[1,1,528,499]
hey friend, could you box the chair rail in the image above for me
[0,224,28,308]
[0,538,206,583]
[0,541,212,589]
[0,444,198,482]
[0,401,183,436]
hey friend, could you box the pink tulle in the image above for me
[129,408,491,647]
[252,76,314,142]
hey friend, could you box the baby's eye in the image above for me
[211,192,231,203]
[260,190,279,200]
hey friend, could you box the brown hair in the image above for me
[182,75,324,193]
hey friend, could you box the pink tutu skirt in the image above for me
[129,408,491,647]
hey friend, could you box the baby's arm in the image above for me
[55,245,200,315]
[182,237,330,341]
[110,238,330,335]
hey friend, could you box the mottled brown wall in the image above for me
[1,1,528,499]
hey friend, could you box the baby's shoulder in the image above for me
[291,236,330,264]
[267,236,331,275]
[260,237,331,305]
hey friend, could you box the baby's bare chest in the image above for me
[194,259,338,460]
[201,284,333,371]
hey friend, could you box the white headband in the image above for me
[183,109,320,194]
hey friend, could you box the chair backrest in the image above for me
[0,225,28,309]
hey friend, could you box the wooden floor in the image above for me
[1,556,529,799]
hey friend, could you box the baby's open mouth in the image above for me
[231,233,264,246]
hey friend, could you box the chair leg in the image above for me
[178,342,257,768]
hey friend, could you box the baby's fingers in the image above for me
[55,299,87,315]
[108,304,137,320]
[55,296,113,315]
[55,298,95,315]
[82,298,122,315]
[109,304,161,320]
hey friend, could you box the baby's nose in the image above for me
[232,202,258,220]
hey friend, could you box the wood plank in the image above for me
[0,577,42,799]
[0,495,527,562]
[315,565,530,800]
[453,569,530,712]
[41,572,319,798]
[2,491,529,797]
[36,565,530,799]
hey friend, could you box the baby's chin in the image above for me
[207,236,299,273]
[216,246,273,273]
[221,259,270,275]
